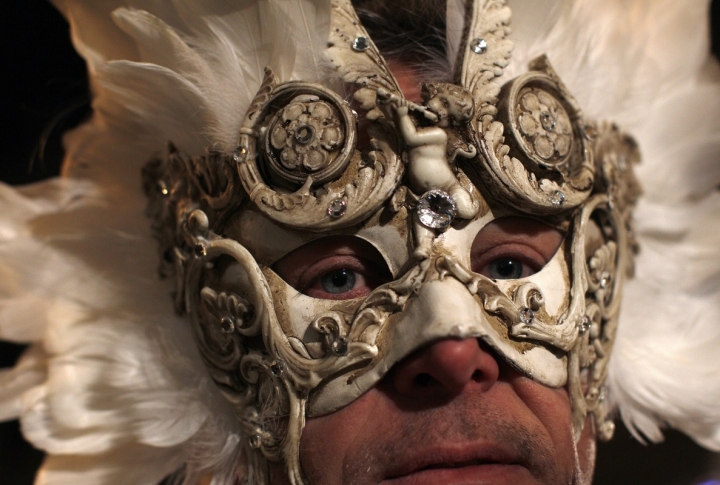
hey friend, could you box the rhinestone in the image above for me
[579,316,591,334]
[233,146,247,162]
[599,271,611,289]
[470,38,488,54]
[352,36,370,52]
[417,190,457,229]
[219,316,235,334]
[330,337,348,356]
[550,190,566,206]
[327,198,348,218]
[599,386,607,402]
[519,307,535,325]
[157,180,169,196]
[249,434,262,449]
[194,243,207,257]
[270,360,285,377]
[540,112,557,131]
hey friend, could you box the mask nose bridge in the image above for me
[401,266,492,343]
[306,257,568,417]
[368,262,508,384]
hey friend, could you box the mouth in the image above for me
[384,446,531,484]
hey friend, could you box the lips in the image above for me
[383,444,532,484]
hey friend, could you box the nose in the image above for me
[388,337,500,399]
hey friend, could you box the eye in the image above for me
[471,217,564,281]
[321,269,357,294]
[273,236,392,300]
[486,258,529,280]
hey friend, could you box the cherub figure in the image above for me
[382,83,478,217]
[379,83,479,257]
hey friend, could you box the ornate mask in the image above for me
[143,0,640,483]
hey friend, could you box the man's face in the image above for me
[259,64,596,485]
[268,337,594,485]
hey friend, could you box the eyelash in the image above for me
[299,257,383,300]
[471,244,547,280]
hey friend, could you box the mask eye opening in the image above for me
[469,216,565,281]
[272,235,394,300]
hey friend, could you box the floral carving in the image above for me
[268,95,345,180]
[516,88,573,165]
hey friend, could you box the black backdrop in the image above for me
[1,1,719,484]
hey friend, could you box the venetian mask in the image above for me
[143,0,640,483]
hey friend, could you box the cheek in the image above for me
[512,378,579,472]
[299,390,384,485]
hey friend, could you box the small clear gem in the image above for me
[519,307,535,325]
[195,243,207,257]
[599,271,611,289]
[330,337,348,356]
[471,38,488,54]
[550,190,566,206]
[417,190,457,229]
[599,386,607,402]
[233,146,247,162]
[158,180,169,195]
[540,112,557,131]
[327,198,348,218]
[249,434,262,449]
[270,360,285,377]
[352,36,370,52]
[579,316,590,334]
[219,316,235,333]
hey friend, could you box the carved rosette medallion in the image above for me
[470,56,595,215]
[232,69,404,231]
[265,93,349,188]
[514,87,573,167]
[499,66,591,185]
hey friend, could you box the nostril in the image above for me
[389,338,502,399]
[414,373,433,387]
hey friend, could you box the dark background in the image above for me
[1,1,720,484]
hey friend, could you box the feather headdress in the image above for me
[0,0,719,483]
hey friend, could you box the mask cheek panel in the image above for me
[270,272,364,360]
[306,267,570,417]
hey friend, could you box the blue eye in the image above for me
[321,269,357,294]
[487,258,525,280]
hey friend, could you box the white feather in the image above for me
[446,0,466,73]
[1,1,333,482]
[0,345,47,421]
[35,446,184,485]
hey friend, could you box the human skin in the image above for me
[267,305,596,484]
[289,340,596,485]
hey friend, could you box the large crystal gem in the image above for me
[417,190,457,229]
